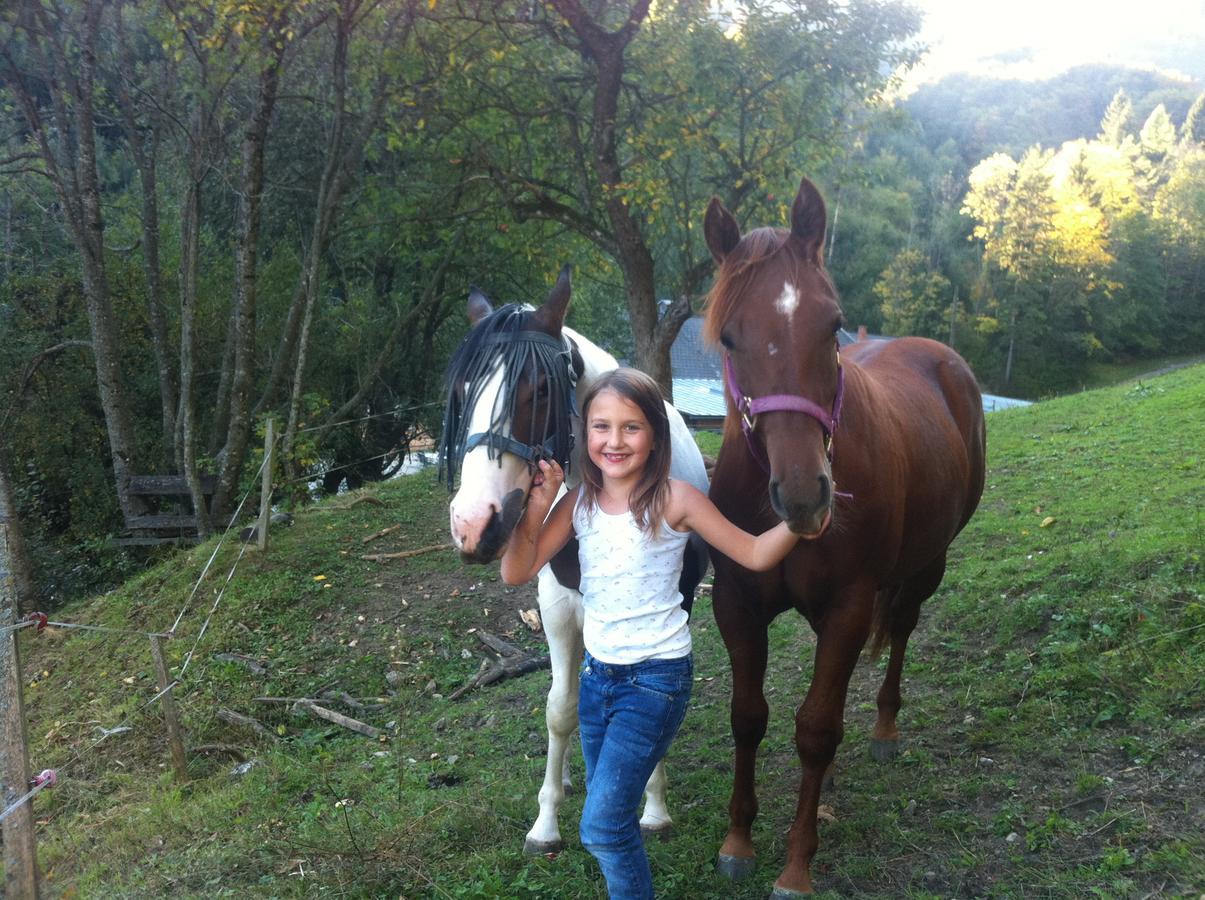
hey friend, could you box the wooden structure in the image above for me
[115,475,218,546]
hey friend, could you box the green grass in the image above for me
[5,365,1203,898]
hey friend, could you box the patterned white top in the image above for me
[574,492,691,665]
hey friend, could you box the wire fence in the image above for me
[1,402,448,831]
[1,434,278,826]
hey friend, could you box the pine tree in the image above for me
[1183,91,1205,145]
[1099,89,1132,147]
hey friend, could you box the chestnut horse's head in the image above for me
[703,177,843,539]
[442,267,582,562]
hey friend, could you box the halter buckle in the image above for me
[739,396,757,431]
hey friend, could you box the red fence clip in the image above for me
[27,612,48,632]
[30,769,57,790]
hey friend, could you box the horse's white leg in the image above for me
[639,760,674,839]
[524,568,584,855]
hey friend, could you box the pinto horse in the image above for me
[442,267,709,854]
[702,178,986,896]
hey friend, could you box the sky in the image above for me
[906,0,1205,86]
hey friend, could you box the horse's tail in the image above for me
[866,586,895,661]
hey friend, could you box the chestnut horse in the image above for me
[442,268,709,854]
[702,178,985,896]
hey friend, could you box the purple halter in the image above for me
[723,347,845,471]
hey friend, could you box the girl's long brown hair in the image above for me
[579,368,672,539]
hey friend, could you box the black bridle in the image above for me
[440,305,580,491]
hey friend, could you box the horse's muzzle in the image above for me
[770,474,832,539]
[457,488,528,563]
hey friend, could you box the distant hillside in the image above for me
[905,64,1202,164]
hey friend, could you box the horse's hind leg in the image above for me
[639,760,673,840]
[524,573,584,855]
[871,553,945,762]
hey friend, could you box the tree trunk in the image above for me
[211,44,286,516]
[550,0,680,392]
[254,1,402,421]
[1004,303,1018,387]
[4,1,144,520]
[115,0,177,466]
[179,169,212,538]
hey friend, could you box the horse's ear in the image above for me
[467,287,493,325]
[533,264,571,334]
[704,197,741,264]
[789,177,827,264]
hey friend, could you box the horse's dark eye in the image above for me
[720,332,734,350]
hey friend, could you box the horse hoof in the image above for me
[523,837,564,856]
[870,738,900,762]
[717,853,757,881]
[770,886,813,898]
[640,823,673,842]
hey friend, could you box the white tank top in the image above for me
[573,491,691,664]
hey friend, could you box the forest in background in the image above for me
[0,0,1202,607]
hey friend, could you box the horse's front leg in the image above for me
[775,587,872,897]
[712,578,771,881]
[524,570,584,855]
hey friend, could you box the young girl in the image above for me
[501,368,800,900]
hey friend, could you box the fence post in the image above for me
[148,636,188,782]
[257,418,274,553]
[1,518,39,898]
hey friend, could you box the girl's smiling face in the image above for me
[586,388,654,486]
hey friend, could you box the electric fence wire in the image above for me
[0,439,280,825]
[293,399,441,435]
[169,436,279,635]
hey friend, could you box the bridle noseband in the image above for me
[723,345,845,470]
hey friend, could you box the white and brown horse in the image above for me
[441,267,709,853]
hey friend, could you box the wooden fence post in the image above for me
[257,418,274,553]
[1,518,40,899]
[149,636,188,782]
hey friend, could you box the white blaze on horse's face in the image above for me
[448,360,533,557]
[775,280,800,326]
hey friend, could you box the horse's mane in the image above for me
[703,227,837,345]
[440,303,577,490]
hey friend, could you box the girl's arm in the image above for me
[669,481,801,571]
[500,460,577,585]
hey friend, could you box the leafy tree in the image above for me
[447,0,921,395]
[874,248,953,340]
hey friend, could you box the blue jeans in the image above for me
[578,651,692,900]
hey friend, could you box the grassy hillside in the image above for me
[7,365,1203,898]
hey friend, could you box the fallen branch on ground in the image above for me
[292,700,382,739]
[362,524,402,544]
[448,629,550,700]
[217,708,280,742]
[361,543,449,562]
